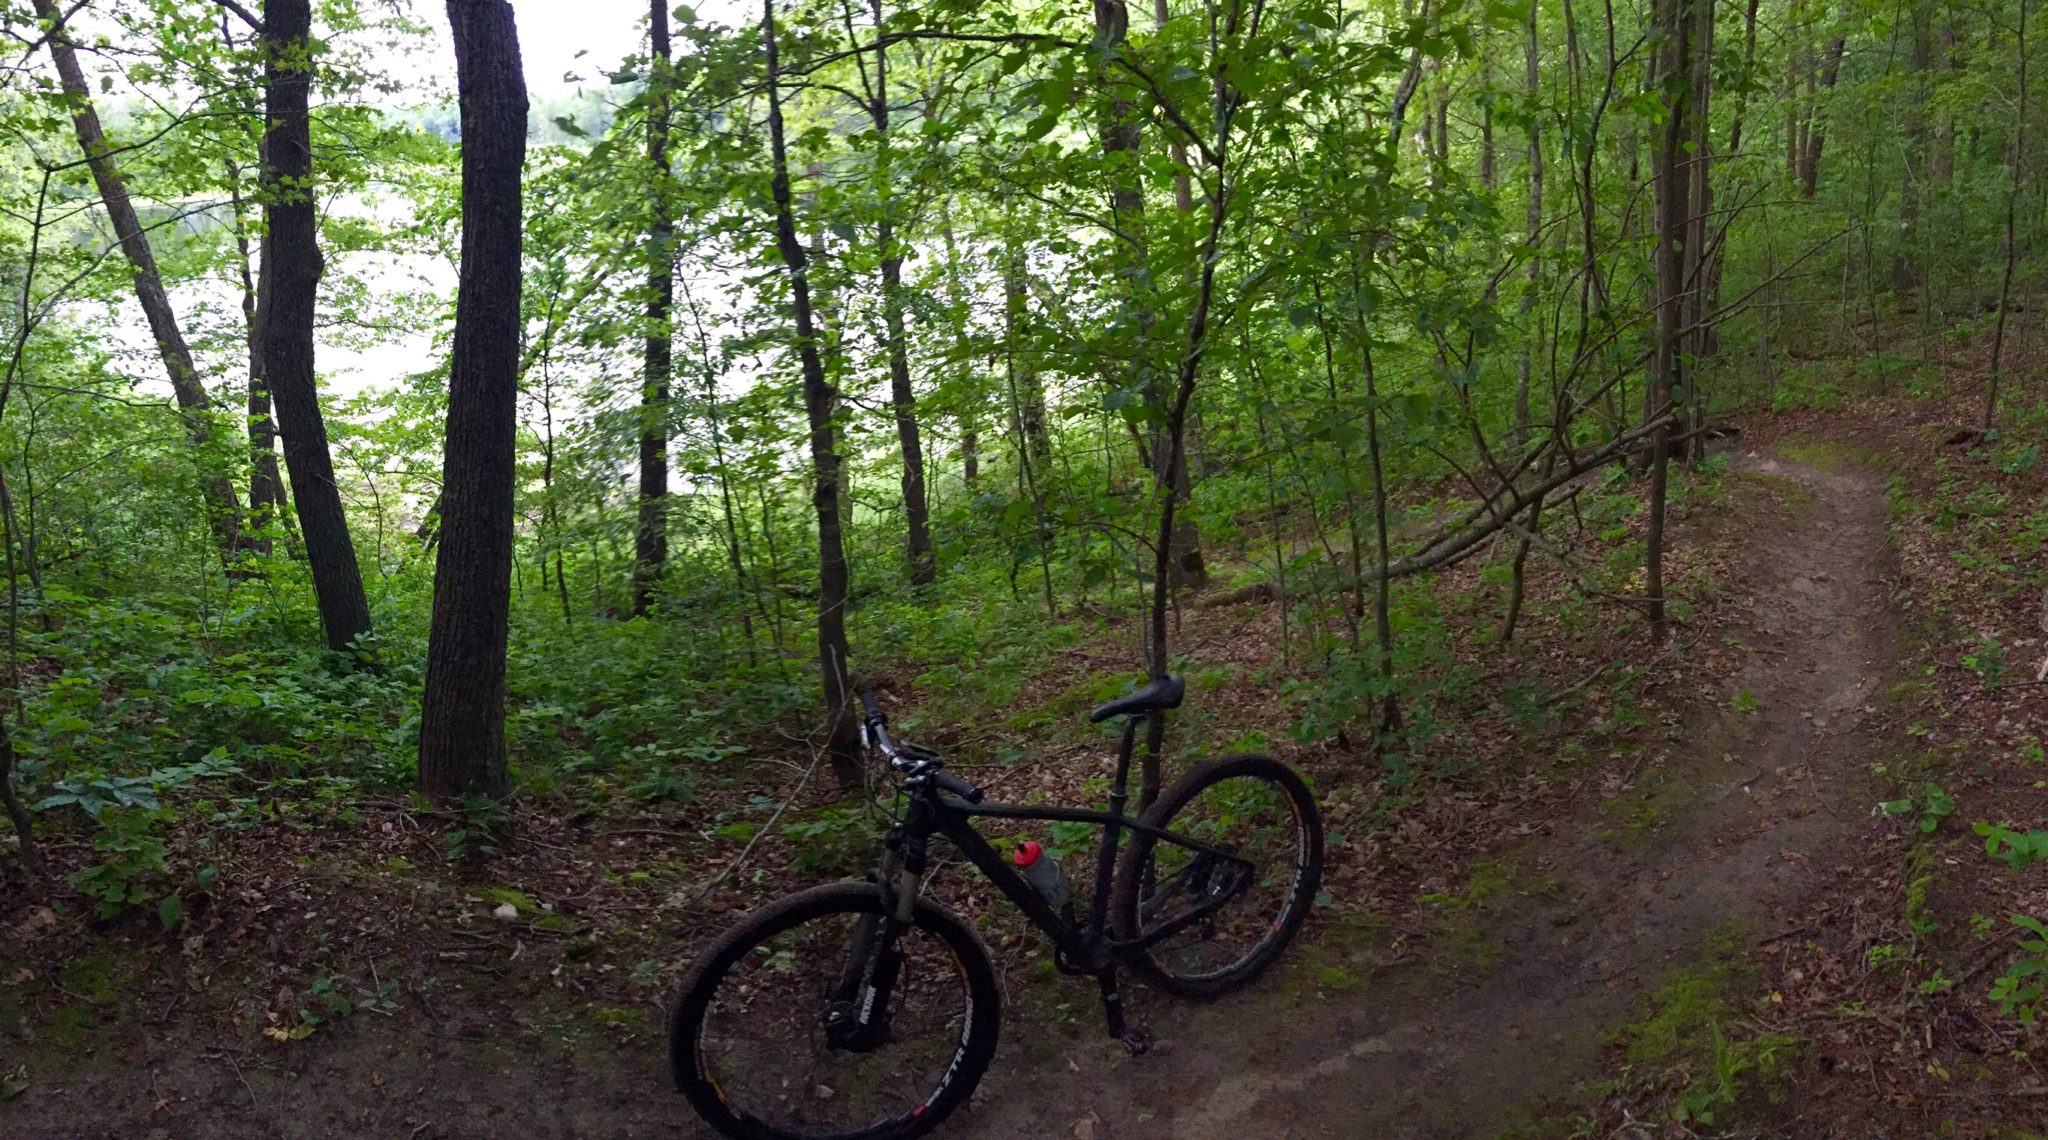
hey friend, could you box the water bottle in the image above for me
[1011,840,1071,909]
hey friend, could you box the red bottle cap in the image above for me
[1012,840,1043,868]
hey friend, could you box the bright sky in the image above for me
[408,0,753,98]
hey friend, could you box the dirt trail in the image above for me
[960,450,1897,1138]
[0,450,1894,1140]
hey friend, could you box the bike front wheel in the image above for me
[670,882,1002,1140]
[1113,754,1324,999]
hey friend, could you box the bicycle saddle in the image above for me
[1089,674,1185,723]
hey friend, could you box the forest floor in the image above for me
[957,440,1900,1139]
[4,407,2043,1139]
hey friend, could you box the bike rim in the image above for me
[1139,773,1310,982]
[693,907,978,1137]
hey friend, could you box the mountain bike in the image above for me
[668,676,1325,1139]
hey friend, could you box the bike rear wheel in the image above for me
[670,882,1002,1140]
[1112,754,1324,999]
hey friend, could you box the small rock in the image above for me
[492,903,518,922]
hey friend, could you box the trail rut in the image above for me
[960,450,1897,1138]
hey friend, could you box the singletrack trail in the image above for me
[959,449,1897,1138]
[0,449,1893,1140]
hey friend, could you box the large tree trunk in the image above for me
[868,3,934,587]
[35,0,244,566]
[632,0,673,615]
[418,0,526,802]
[263,0,373,656]
[764,0,862,790]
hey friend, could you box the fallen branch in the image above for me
[668,740,825,910]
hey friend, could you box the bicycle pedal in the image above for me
[1119,1027,1152,1056]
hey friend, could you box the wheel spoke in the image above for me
[1123,761,1320,993]
[677,890,988,1139]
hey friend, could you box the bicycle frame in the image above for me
[879,717,1254,977]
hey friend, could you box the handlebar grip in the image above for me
[934,770,984,804]
[857,689,883,721]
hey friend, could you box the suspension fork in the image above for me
[829,828,926,1051]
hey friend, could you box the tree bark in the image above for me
[765,0,862,790]
[226,159,288,550]
[0,727,32,875]
[34,0,244,566]
[1800,27,1846,197]
[418,0,526,802]
[263,0,373,656]
[1701,0,1760,348]
[1680,0,1716,429]
[1895,1,1932,294]
[1515,0,1541,450]
[1094,0,1202,591]
[1932,23,1957,182]
[1986,0,2028,429]
[1647,0,1697,643]
[1004,213,1056,615]
[632,0,673,615]
[867,1,934,587]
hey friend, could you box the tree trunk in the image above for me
[226,160,288,551]
[1647,0,1695,643]
[935,202,980,486]
[1987,0,2028,429]
[1895,1,1932,294]
[1701,0,1761,346]
[632,0,672,615]
[1481,33,1497,191]
[1801,28,1846,197]
[868,3,934,587]
[1515,0,1541,450]
[1094,0,1201,592]
[765,0,862,790]
[0,726,31,875]
[1004,215,1056,615]
[1680,0,1716,431]
[418,0,526,802]
[263,0,374,657]
[1361,333,1400,739]
[35,0,244,566]
[1932,23,1957,182]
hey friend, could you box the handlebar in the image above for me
[855,688,983,804]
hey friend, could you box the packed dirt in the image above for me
[957,449,1899,1138]
[0,444,1901,1139]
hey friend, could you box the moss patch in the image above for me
[1735,469,1816,519]
[468,886,580,932]
[1616,920,1803,1126]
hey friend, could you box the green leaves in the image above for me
[1976,821,2048,869]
